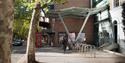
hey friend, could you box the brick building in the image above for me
[42,0,94,46]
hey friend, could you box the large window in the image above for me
[114,0,119,7]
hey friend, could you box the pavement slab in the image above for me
[35,47,125,63]
[11,47,125,63]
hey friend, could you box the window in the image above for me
[114,0,119,7]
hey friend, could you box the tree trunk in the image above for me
[26,2,41,63]
[0,0,14,63]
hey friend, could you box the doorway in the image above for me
[113,21,117,43]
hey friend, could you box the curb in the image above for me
[103,49,125,57]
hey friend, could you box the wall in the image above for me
[52,16,94,45]
[109,0,125,9]
[48,0,93,46]
[110,6,125,54]
[120,0,125,5]
[55,0,91,10]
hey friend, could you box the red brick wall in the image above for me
[52,16,94,45]
[55,0,91,10]
[49,0,92,46]
[84,16,94,44]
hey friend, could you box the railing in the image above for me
[73,43,96,57]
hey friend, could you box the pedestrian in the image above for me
[62,36,68,53]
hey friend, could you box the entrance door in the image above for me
[114,21,117,43]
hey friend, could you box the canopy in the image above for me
[46,5,108,18]
[46,5,109,44]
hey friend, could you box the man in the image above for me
[62,36,68,53]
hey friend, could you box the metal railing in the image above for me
[73,43,96,57]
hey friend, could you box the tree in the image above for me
[26,2,41,63]
[14,0,34,40]
[0,0,14,63]
[26,0,67,63]
[13,0,67,40]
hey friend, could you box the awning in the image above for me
[45,4,109,43]
[46,5,109,18]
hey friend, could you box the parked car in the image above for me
[12,40,23,46]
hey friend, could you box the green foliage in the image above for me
[14,0,67,39]
[53,0,67,4]
[14,0,35,39]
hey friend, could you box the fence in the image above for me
[73,43,96,57]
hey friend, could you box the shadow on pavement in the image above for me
[36,47,73,54]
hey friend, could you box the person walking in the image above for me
[62,36,68,53]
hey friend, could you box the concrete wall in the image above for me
[109,0,125,9]
[120,0,125,5]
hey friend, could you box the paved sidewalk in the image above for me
[11,42,27,63]
[35,47,125,63]
[11,54,25,63]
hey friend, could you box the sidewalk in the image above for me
[13,47,125,63]
[35,47,125,63]
[103,49,125,57]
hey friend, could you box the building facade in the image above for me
[109,0,125,54]
[46,0,94,46]
[95,0,125,54]
[94,0,112,46]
